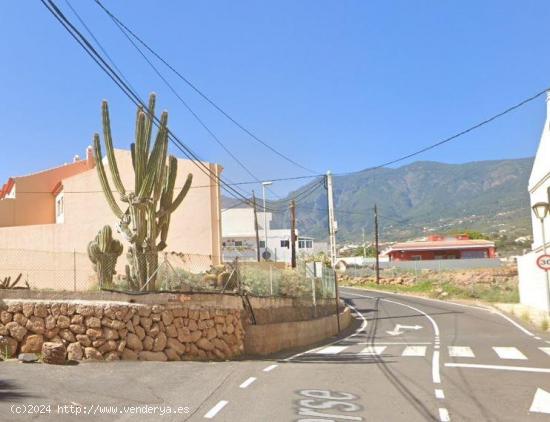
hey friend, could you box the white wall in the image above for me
[518,252,550,311]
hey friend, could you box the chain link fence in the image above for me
[0,248,337,300]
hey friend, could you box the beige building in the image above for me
[0,147,223,290]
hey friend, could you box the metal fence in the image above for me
[0,248,337,299]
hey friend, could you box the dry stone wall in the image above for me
[0,300,244,362]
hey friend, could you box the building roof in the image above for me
[383,238,495,254]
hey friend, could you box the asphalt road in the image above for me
[1,287,550,421]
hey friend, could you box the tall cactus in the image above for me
[88,225,123,287]
[93,93,193,291]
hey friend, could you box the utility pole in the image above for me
[252,191,261,262]
[326,171,337,267]
[261,181,272,260]
[374,204,380,284]
[290,199,297,268]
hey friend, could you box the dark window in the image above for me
[281,240,289,248]
[259,241,266,248]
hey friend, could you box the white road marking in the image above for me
[239,377,257,389]
[342,286,536,338]
[346,291,442,386]
[386,323,423,336]
[530,388,550,414]
[448,346,475,358]
[359,346,386,355]
[316,346,348,355]
[493,347,527,360]
[284,303,368,361]
[433,351,441,383]
[402,346,427,357]
[357,342,431,345]
[435,389,445,399]
[534,336,542,340]
[263,364,278,372]
[539,347,550,356]
[438,408,450,421]
[204,400,228,419]
[445,363,550,373]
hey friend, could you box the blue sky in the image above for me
[1,1,549,197]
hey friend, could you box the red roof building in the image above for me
[383,234,496,261]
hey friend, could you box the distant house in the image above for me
[221,207,316,264]
[383,234,496,261]
[0,147,223,289]
[517,92,550,312]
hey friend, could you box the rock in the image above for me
[45,315,56,330]
[188,320,198,331]
[140,317,152,332]
[0,311,13,324]
[190,331,202,342]
[85,316,101,328]
[56,315,70,329]
[34,304,48,318]
[18,353,39,363]
[104,351,119,361]
[67,342,83,360]
[44,328,59,339]
[25,316,45,334]
[76,334,91,347]
[59,329,76,343]
[135,325,146,340]
[206,327,217,340]
[71,315,84,325]
[138,307,151,317]
[6,321,27,342]
[84,347,103,361]
[42,342,66,365]
[143,336,154,351]
[165,325,177,338]
[103,327,119,341]
[164,348,181,361]
[126,333,143,352]
[121,348,138,360]
[69,324,86,334]
[117,339,126,353]
[161,311,173,326]
[7,304,22,313]
[166,338,185,354]
[92,339,106,348]
[98,340,117,354]
[138,351,167,361]
[153,332,167,352]
[151,305,164,314]
[14,313,28,326]
[226,324,235,334]
[22,303,34,318]
[86,328,103,339]
[148,323,160,338]
[196,338,214,351]
[21,334,44,353]
[76,305,94,316]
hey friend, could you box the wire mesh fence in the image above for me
[0,248,337,299]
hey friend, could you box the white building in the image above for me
[221,207,316,263]
[517,92,550,312]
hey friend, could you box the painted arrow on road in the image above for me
[530,388,550,414]
[386,324,423,336]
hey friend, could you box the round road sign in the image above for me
[536,254,550,271]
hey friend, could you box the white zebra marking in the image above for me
[448,346,475,358]
[493,347,527,360]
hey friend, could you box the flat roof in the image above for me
[385,239,495,253]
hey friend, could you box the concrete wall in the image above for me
[518,251,550,312]
[244,306,351,356]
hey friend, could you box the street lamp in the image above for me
[261,181,272,261]
[531,201,550,314]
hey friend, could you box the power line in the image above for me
[40,0,276,213]
[93,0,318,175]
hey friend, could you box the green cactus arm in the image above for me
[134,110,146,191]
[87,241,99,263]
[144,93,156,154]
[158,164,193,218]
[153,128,169,204]
[130,143,136,172]
[138,112,168,200]
[101,101,126,196]
[93,134,123,218]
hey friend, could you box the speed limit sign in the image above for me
[536,254,550,271]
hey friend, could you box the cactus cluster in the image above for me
[87,225,123,287]
[0,273,28,290]
[92,93,193,291]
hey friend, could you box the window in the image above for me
[298,239,313,249]
[234,240,243,247]
[259,241,266,248]
[55,194,64,224]
[411,255,422,261]
[280,240,289,248]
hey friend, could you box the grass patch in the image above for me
[541,319,549,331]
[340,277,519,304]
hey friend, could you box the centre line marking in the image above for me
[433,351,441,383]
[263,364,278,372]
[438,407,450,422]
[204,400,228,419]
[239,377,257,389]
[435,389,445,399]
[445,363,550,373]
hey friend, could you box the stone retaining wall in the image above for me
[0,300,244,362]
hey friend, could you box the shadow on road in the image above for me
[0,379,37,402]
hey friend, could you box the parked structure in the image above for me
[0,148,223,289]
[517,92,550,313]
[383,234,496,261]
[221,207,316,263]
